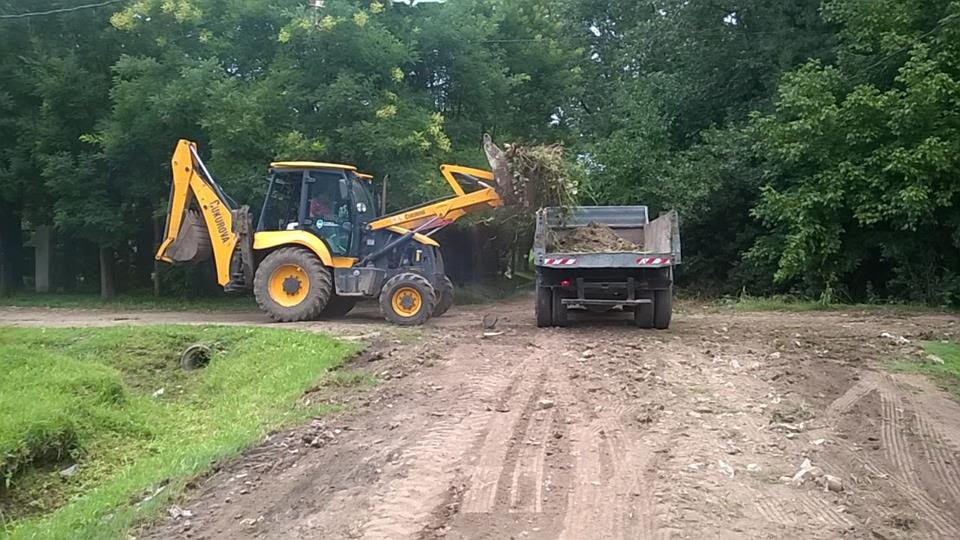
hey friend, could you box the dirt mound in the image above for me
[548,222,639,253]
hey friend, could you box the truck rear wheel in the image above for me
[654,287,673,329]
[634,301,654,328]
[551,288,568,327]
[535,286,553,327]
[380,273,436,326]
[433,276,454,317]
[254,247,332,322]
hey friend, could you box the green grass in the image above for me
[454,279,532,305]
[0,325,358,539]
[0,293,256,312]
[712,294,952,314]
[890,342,960,397]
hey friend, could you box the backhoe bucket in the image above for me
[483,134,515,205]
[163,208,212,263]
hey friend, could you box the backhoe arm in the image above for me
[367,135,514,233]
[156,139,239,287]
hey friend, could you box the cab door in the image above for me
[349,175,379,257]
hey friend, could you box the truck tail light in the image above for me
[560,279,572,289]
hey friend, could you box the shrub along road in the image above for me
[1,301,959,539]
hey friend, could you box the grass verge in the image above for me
[0,325,357,539]
[0,293,256,312]
[889,342,960,397]
[454,279,532,305]
[711,294,952,314]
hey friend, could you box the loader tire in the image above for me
[433,276,454,317]
[653,287,673,330]
[254,247,332,322]
[319,294,357,319]
[551,288,568,327]
[535,286,553,328]
[380,273,436,326]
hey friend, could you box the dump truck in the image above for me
[533,206,681,328]
[157,136,513,325]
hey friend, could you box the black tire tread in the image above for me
[551,288,568,327]
[433,276,455,317]
[380,272,437,326]
[654,287,672,329]
[254,247,332,322]
[535,286,553,328]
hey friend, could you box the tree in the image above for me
[750,0,960,304]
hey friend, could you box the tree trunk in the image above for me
[0,205,23,297]
[99,245,117,299]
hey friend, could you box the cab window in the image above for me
[351,176,377,225]
[306,171,351,255]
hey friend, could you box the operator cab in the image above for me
[257,161,379,258]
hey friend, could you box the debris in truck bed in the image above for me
[548,222,640,253]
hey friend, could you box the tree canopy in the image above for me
[0,0,956,305]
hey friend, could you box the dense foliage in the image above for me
[0,0,957,304]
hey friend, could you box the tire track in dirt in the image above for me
[792,493,852,528]
[754,497,795,527]
[361,349,540,538]
[825,378,960,537]
[507,405,555,513]
[857,457,960,537]
[558,396,656,539]
[915,415,960,503]
[460,359,546,514]
[880,390,916,479]
[825,377,877,418]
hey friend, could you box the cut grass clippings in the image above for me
[889,341,960,398]
[0,325,357,539]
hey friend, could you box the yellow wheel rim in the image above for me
[391,287,423,318]
[268,264,309,307]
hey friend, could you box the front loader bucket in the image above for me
[483,134,515,205]
[164,208,212,263]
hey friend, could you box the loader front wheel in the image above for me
[254,247,332,322]
[433,276,455,317]
[380,273,436,326]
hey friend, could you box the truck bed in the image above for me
[533,206,680,269]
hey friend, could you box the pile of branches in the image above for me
[504,143,580,211]
[487,140,583,274]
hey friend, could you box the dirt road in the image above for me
[3,301,959,539]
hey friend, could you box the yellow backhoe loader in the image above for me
[156,136,512,325]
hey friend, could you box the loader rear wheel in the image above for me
[319,294,357,319]
[535,286,553,328]
[380,273,436,326]
[653,287,673,330]
[433,276,454,317]
[254,247,332,322]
